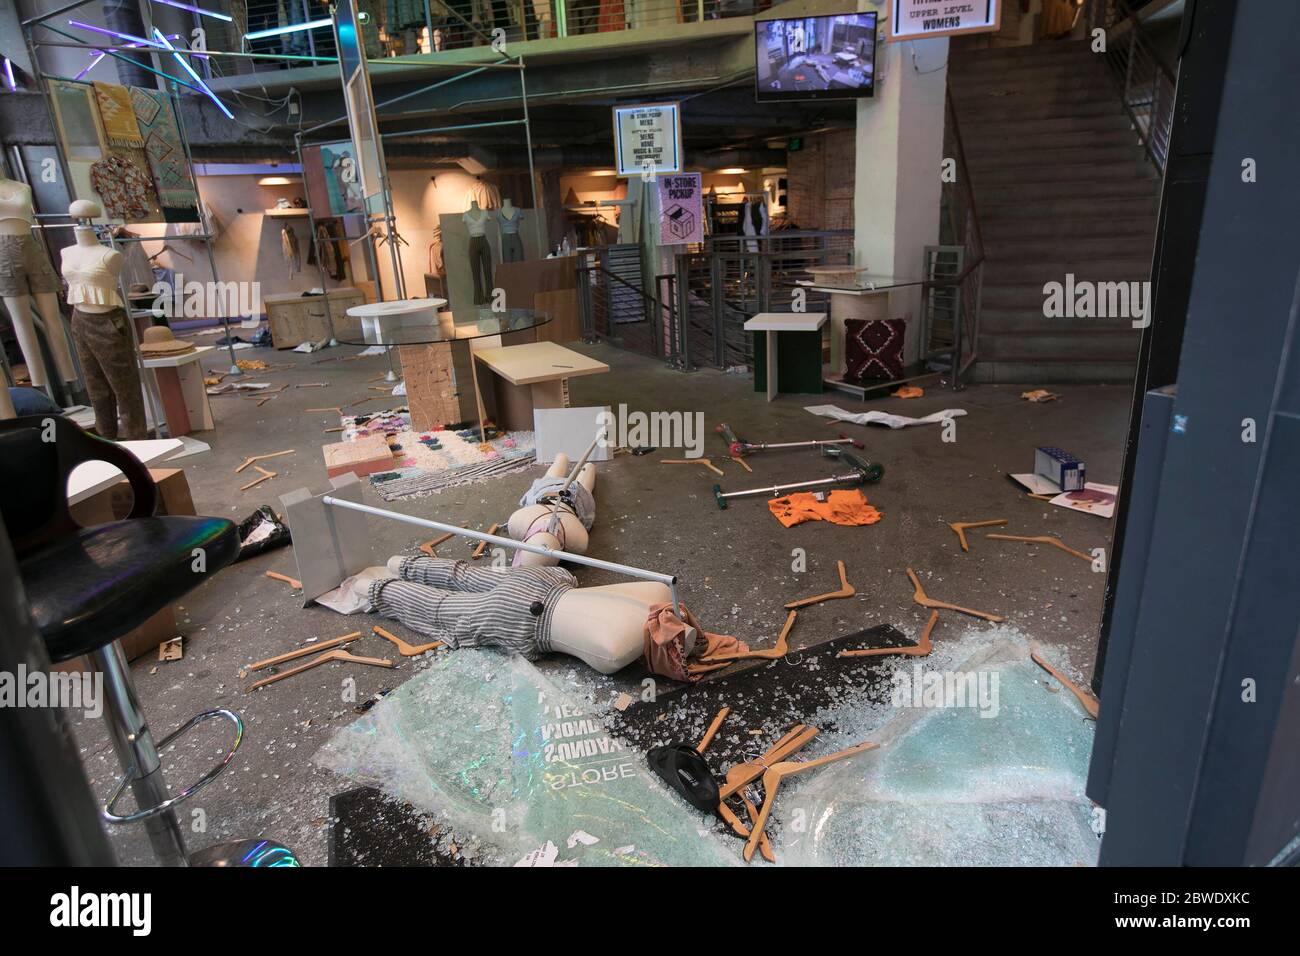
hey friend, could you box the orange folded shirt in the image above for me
[767,489,883,528]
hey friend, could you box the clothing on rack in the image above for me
[427,225,445,276]
[465,180,502,210]
[281,224,301,277]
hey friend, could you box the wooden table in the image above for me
[471,341,609,431]
[141,345,215,436]
[743,313,827,401]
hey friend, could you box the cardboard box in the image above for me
[1035,447,1086,492]
[323,434,396,479]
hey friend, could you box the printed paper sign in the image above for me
[613,102,682,177]
[658,172,703,245]
[888,0,1001,41]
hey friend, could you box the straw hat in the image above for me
[139,325,195,357]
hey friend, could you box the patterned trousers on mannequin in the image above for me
[70,307,147,440]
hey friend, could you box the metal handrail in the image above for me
[941,79,986,382]
[1084,0,1177,172]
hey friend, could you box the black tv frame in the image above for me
[754,11,878,103]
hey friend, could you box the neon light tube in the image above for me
[2,58,16,92]
[68,19,166,50]
[152,28,233,120]
[150,0,233,22]
[72,52,107,81]
[243,17,333,42]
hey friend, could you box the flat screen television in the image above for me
[754,12,877,102]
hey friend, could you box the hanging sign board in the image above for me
[887,0,1001,42]
[331,0,385,204]
[612,102,683,177]
[658,172,703,245]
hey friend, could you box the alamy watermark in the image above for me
[597,403,705,458]
[1042,273,1150,329]
[0,665,102,718]
[892,664,1000,718]
[150,273,262,321]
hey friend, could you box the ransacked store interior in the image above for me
[0,0,1297,883]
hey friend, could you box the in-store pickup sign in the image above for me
[612,102,683,177]
[888,0,1001,41]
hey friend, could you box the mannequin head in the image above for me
[69,199,102,224]
[469,199,481,212]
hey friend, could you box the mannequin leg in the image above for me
[33,292,76,382]
[69,313,119,439]
[3,294,47,388]
[394,554,509,592]
[94,316,147,440]
[547,453,569,479]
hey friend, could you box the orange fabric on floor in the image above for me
[893,386,924,398]
[767,489,883,528]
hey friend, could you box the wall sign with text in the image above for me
[658,173,703,245]
[888,0,1001,42]
[612,102,683,177]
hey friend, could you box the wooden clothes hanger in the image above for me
[247,648,394,691]
[247,632,360,672]
[718,724,819,801]
[948,519,1008,552]
[1031,650,1100,718]
[986,533,1093,564]
[743,741,879,862]
[785,560,855,610]
[906,567,1004,622]
[699,610,797,663]
[696,706,730,753]
[372,625,443,656]
[838,609,939,659]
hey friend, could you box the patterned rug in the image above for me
[129,88,198,212]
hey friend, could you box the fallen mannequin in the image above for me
[322,556,747,675]
[508,450,596,567]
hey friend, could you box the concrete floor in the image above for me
[70,338,1133,865]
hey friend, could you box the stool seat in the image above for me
[21,516,239,663]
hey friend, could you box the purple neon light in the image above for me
[2,59,16,92]
[150,0,233,22]
[67,20,167,50]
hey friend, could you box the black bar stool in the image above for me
[0,415,296,866]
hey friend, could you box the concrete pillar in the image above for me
[853,28,949,365]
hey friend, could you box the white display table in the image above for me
[346,298,448,344]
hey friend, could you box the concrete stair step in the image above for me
[969,357,1137,384]
[981,195,1160,220]
[950,39,1092,66]
[982,277,1152,311]
[950,83,1118,110]
[978,328,1142,362]
[976,177,1160,204]
[971,158,1155,185]
[984,261,1151,285]
[964,112,1140,140]
[980,308,1150,333]
[985,235,1155,261]
[960,98,1126,122]
[981,214,1157,240]
[967,128,1149,156]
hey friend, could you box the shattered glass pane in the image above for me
[776,640,1100,866]
[315,649,738,866]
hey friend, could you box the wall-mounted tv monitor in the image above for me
[755,12,877,102]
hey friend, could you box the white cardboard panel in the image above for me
[532,406,613,464]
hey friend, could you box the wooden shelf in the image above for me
[265,208,310,218]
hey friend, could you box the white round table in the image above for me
[345,298,448,381]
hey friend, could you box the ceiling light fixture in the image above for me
[244,18,333,42]
[152,28,233,120]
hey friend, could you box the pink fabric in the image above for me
[644,603,749,683]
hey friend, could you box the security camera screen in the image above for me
[755,13,877,102]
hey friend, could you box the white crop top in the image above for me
[60,245,124,308]
[464,208,489,237]
[0,182,34,224]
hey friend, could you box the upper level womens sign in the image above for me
[612,103,683,178]
[888,0,1001,41]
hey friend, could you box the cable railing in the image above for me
[1083,0,1177,172]
[938,82,983,384]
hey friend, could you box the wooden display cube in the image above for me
[323,435,396,479]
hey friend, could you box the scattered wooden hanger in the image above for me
[1031,650,1100,718]
[718,724,819,800]
[247,647,395,691]
[264,570,301,590]
[234,449,295,473]
[372,625,443,656]
[743,794,776,863]
[785,560,855,610]
[948,518,1008,552]
[696,706,730,753]
[419,532,454,556]
[743,741,879,862]
[986,533,1093,564]
[839,609,939,658]
[661,458,725,478]
[472,524,499,559]
[247,632,361,672]
[306,406,345,416]
[699,610,797,662]
[730,456,753,473]
[906,567,1004,622]
[239,466,276,491]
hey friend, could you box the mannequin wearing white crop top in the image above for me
[0,178,77,412]
[60,200,144,440]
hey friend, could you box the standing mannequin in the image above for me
[498,197,524,264]
[61,200,145,440]
[464,200,493,305]
[0,177,77,397]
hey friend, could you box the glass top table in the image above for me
[334,307,552,347]
[796,272,929,294]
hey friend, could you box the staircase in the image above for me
[949,39,1161,383]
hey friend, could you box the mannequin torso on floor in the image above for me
[0,177,77,397]
[508,451,594,566]
[550,581,692,674]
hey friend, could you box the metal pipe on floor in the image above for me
[320,494,682,615]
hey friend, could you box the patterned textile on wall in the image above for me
[90,153,158,222]
[845,318,906,381]
[92,82,145,149]
[48,80,105,161]
[129,88,199,217]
